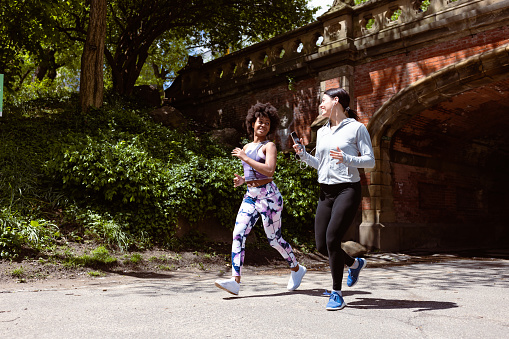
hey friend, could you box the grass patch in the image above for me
[62,246,117,268]
[125,253,143,265]
[10,266,25,278]
[88,271,106,277]
[157,264,175,271]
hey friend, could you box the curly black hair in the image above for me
[245,102,280,136]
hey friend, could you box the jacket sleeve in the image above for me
[298,147,319,170]
[342,125,375,169]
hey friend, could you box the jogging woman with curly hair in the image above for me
[215,102,306,295]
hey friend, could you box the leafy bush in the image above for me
[0,208,59,258]
[276,153,319,248]
[1,95,319,254]
[42,107,245,245]
[0,221,23,259]
[0,114,65,212]
[75,209,131,251]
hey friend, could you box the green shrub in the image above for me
[41,106,249,245]
[21,219,60,250]
[1,95,319,252]
[77,210,132,250]
[0,223,23,259]
[275,153,319,248]
[0,208,60,258]
[63,246,117,268]
[126,253,143,264]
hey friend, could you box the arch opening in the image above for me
[364,44,509,251]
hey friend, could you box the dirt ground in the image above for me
[4,238,506,289]
[0,241,330,287]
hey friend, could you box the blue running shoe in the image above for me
[347,257,366,287]
[326,291,346,311]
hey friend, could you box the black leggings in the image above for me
[315,182,362,291]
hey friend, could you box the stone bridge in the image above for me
[165,0,509,252]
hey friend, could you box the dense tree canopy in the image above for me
[102,0,317,95]
[0,0,78,91]
[1,0,318,99]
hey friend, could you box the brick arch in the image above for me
[361,43,509,250]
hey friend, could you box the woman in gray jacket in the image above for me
[294,87,375,311]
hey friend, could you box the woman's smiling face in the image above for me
[319,94,335,117]
[252,116,271,137]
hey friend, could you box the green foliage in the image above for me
[275,153,319,248]
[0,110,70,219]
[75,210,131,251]
[21,219,60,250]
[0,0,82,91]
[420,0,431,11]
[4,0,317,97]
[41,106,246,245]
[0,221,23,259]
[88,271,106,277]
[10,267,25,278]
[7,77,78,108]
[62,246,117,268]
[125,253,143,265]
[0,208,59,258]
[1,93,319,255]
[87,246,117,265]
[136,32,191,89]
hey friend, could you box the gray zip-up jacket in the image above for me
[299,118,375,184]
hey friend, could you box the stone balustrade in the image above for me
[175,22,324,94]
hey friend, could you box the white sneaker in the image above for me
[215,278,240,295]
[287,265,307,291]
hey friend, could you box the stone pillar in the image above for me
[359,137,399,251]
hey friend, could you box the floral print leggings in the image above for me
[231,181,298,276]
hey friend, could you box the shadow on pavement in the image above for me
[347,297,458,312]
[220,288,372,300]
[104,271,175,279]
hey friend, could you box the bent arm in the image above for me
[342,126,375,169]
[298,148,319,169]
[242,142,277,177]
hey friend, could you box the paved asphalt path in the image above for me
[1,258,508,338]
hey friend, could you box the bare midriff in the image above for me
[246,178,273,187]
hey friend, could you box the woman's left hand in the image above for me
[330,147,344,164]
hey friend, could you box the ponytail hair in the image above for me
[324,87,359,121]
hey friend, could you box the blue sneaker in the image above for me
[326,291,346,311]
[347,258,366,287]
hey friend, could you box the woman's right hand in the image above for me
[231,147,248,162]
[233,173,245,187]
[292,138,304,155]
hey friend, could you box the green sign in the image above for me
[0,74,3,117]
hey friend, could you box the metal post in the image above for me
[0,74,3,117]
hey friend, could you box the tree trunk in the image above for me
[79,0,106,112]
[34,49,58,81]
[108,42,152,97]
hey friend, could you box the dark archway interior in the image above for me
[389,77,509,249]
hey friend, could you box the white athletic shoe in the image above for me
[287,265,307,291]
[215,278,240,295]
